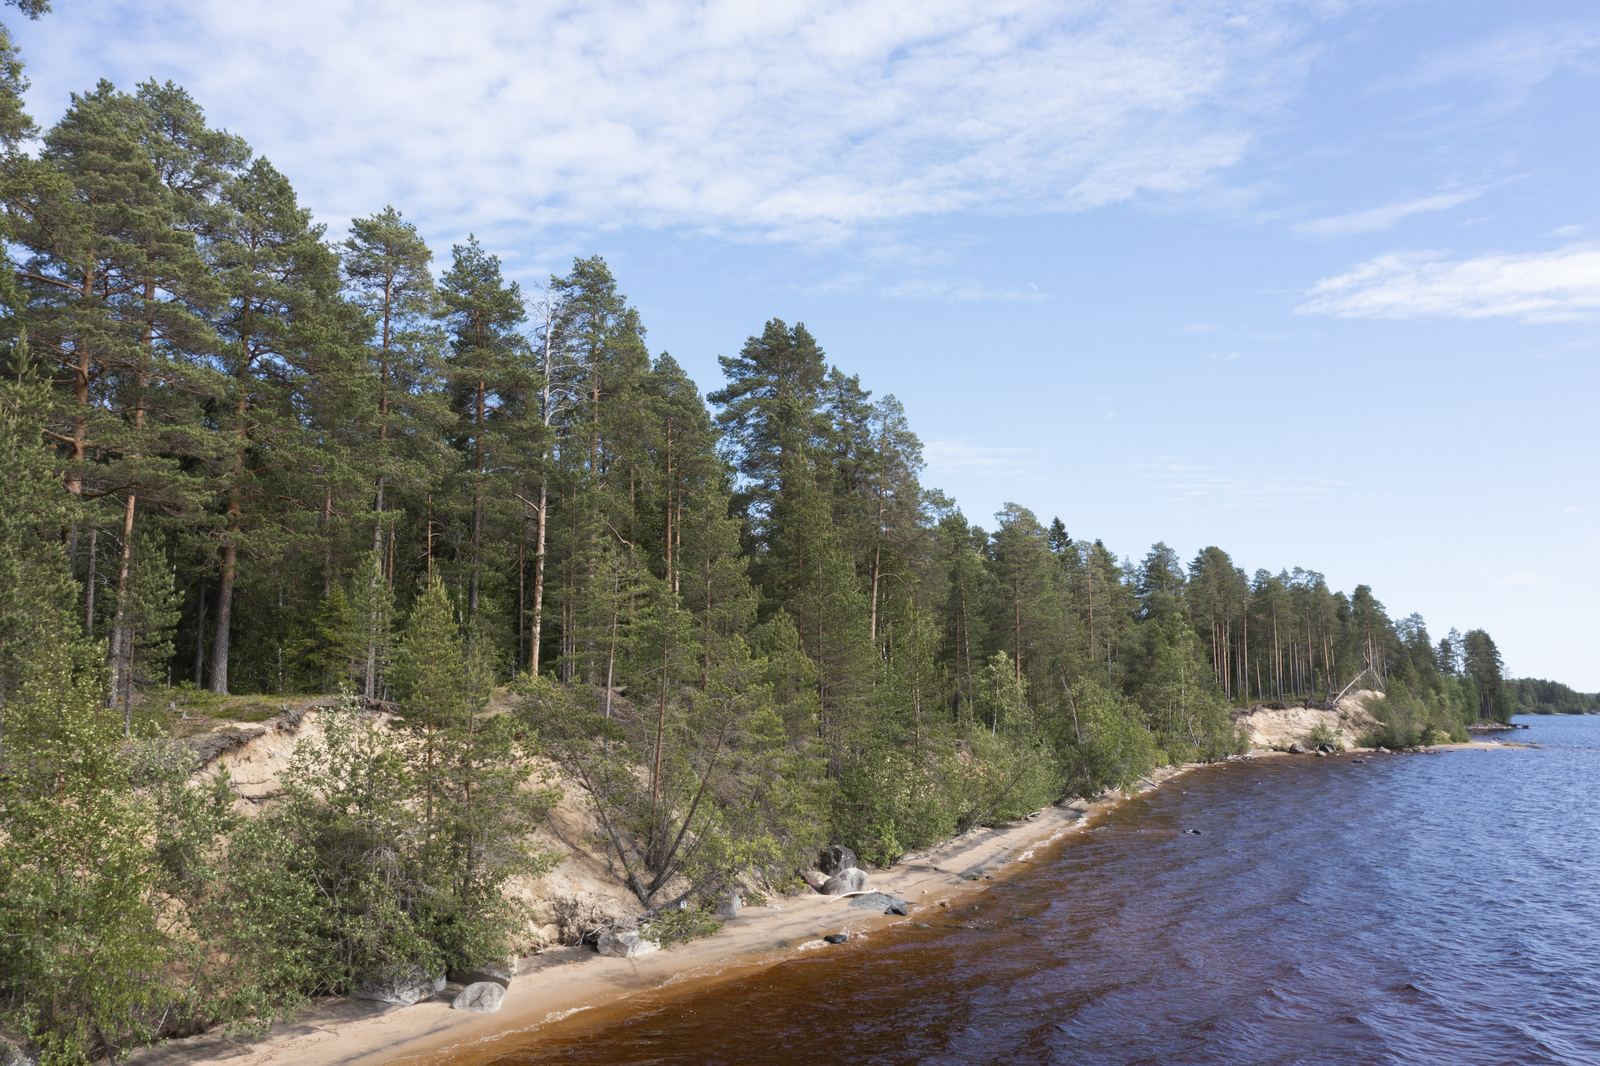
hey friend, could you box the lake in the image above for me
[474,716,1600,1065]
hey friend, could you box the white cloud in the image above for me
[1294,189,1485,236]
[13,0,1337,251]
[1297,243,1600,322]
[878,277,1046,301]
[925,441,1037,471]
[1134,461,1345,508]
[1394,23,1600,96]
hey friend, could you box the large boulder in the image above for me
[597,931,660,958]
[848,892,909,915]
[451,981,506,1013]
[821,867,869,895]
[350,965,445,1006]
[715,892,742,918]
[818,844,859,876]
[1287,742,1307,754]
[448,958,516,990]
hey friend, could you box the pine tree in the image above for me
[341,207,446,692]
[439,236,530,621]
[115,526,180,730]
[201,157,350,693]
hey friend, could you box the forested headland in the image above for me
[0,4,1588,1061]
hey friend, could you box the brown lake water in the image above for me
[477,716,1600,1065]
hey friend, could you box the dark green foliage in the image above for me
[1508,678,1597,715]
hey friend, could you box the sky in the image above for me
[11,0,1600,686]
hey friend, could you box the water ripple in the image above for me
[479,716,1600,1066]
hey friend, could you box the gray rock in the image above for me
[448,957,516,989]
[823,933,849,944]
[1288,742,1307,754]
[0,1044,40,1066]
[715,892,742,918]
[847,892,909,912]
[451,981,505,1013]
[597,931,660,958]
[1314,750,1326,757]
[818,844,859,876]
[351,965,445,1006]
[821,867,869,895]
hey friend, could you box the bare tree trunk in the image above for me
[192,576,207,687]
[210,531,237,695]
[107,497,135,701]
[529,299,556,674]
[85,527,98,636]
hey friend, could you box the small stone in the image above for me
[907,921,933,929]
[451,982,505,1013]
[823,933,849,944]
[597,932,660,958]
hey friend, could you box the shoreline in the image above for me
[130,745,1504,1066]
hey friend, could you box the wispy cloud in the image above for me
[12,0,1340,252]
[1297,243,1600,321]
[1392,22,1600,97]
[1135,461,1346,508]
[878,277,1046,302]
[925,441,1038,472]
[1294,189,1486,236]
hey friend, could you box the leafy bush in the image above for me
[640,905,721,947]
[1307,723,1337,749]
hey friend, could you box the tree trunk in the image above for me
[85,527,98,636]
[192,576,207,687]
[107,495,135,701]
[530,480,548,675]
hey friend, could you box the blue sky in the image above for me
[12,0,1600,686]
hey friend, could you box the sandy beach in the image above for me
[128,740,1510,1066]
[128,761,1213,1066]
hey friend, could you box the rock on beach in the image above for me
[819,844,859,875]
[597,932,660,958]
[451,981,505,1013]
[350,967,445,1007]
[822,868,869,895]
